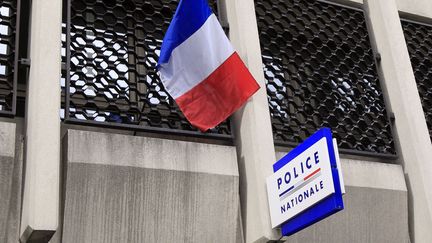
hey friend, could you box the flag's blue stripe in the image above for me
[158,0,213,67]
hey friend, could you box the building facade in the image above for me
[0,0,432,242]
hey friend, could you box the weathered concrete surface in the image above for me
[396,0,432,20]
[20,0,62,240]
[61,130,240,243]
[221,0,280,241]
[365,0,432,242]
[284,186,408,243]
[0,121,22,243]
[275,152,409,242]
[0,121,15,158]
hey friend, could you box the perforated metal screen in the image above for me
[61,0,231,139]
[255,0,396,156]
[0,0,17,115]
[402,20,432,141]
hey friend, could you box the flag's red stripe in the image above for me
[175,52,260,131]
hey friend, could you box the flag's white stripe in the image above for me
[159,14,234,99]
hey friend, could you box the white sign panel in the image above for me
[266,137,335,228]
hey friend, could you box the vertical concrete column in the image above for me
[220,0,279,242]
[365,0,432,242]
[20,0,62,242]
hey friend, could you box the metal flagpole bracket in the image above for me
[19,58,31,68]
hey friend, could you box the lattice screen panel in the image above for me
[402,20,432,141]
[0,0,17,114]
[255,0,395,155]
[62,0,231,137]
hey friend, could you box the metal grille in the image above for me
[62,0,231,139]
[401,20,432,141]
[0,0,18,115]
[255,0,396,156]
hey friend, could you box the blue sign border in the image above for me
[273,128,344,237]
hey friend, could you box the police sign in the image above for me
[266,128,345,236]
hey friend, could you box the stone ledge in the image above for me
[276,151,406,191]
[68,129,238,176]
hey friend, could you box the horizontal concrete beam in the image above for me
[340,159,406,191]
[67,130,238,176]
[396,0,432,20]
[276,152,406,191]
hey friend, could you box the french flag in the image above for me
[157,0,260,132]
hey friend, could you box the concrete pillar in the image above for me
[20,0,62,241]
[220,0,279,242]
[365,0,432,242]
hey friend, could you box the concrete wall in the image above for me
[60,129,241,243]
[0,121,23,243]
[396,0,432,20]
[275,152,409,243]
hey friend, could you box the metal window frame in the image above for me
[62,0,233,142]
[256,0,398,160]
[401,17,432,29]
[401,18,432,143]
[0,0,21,117]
